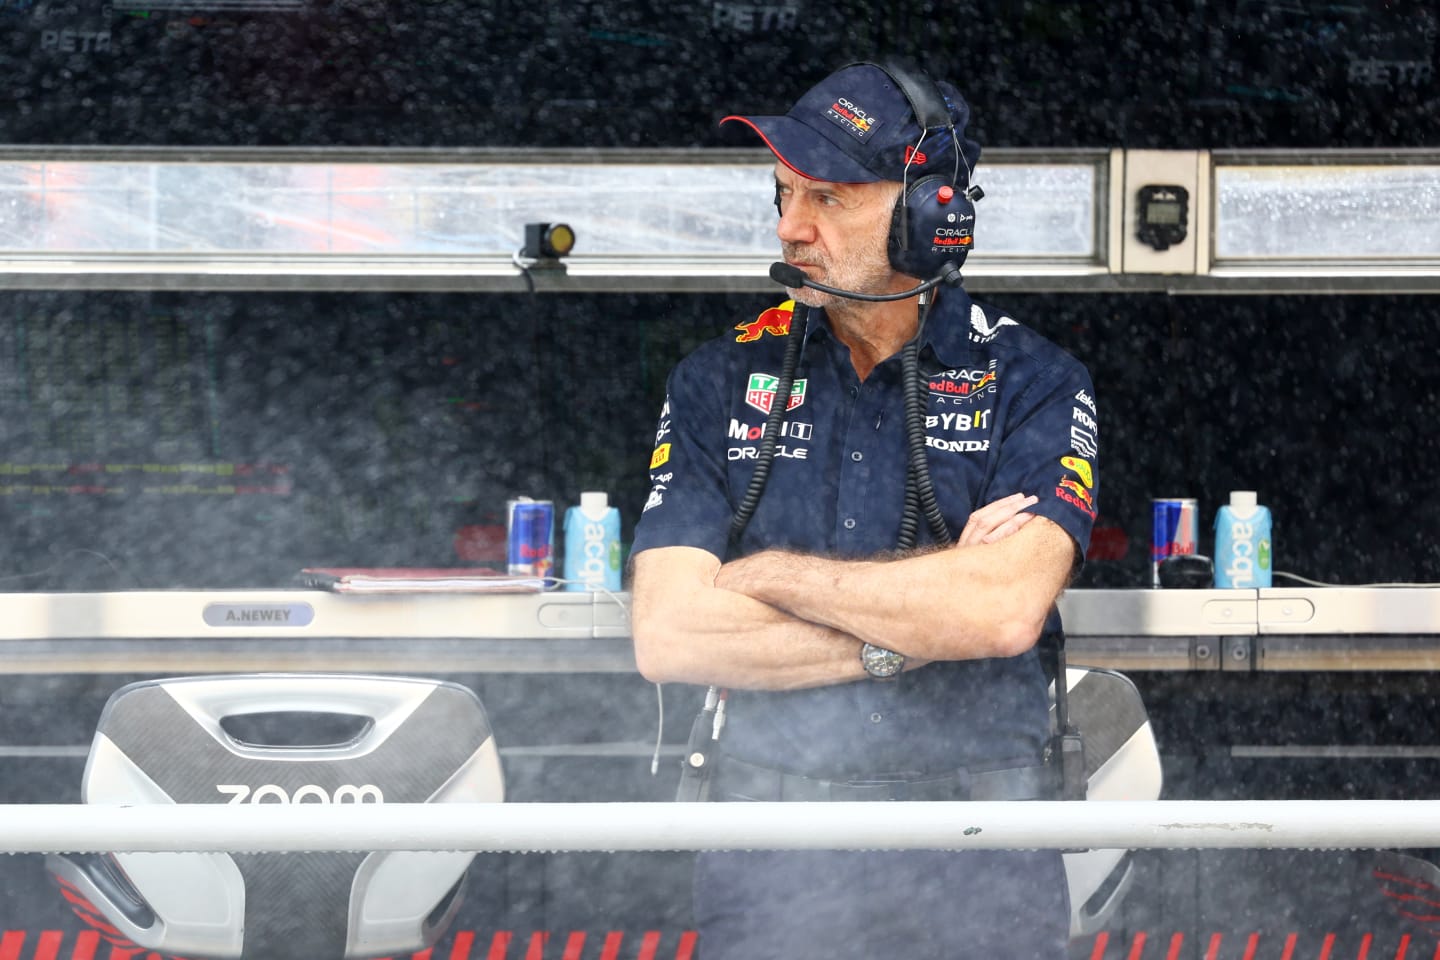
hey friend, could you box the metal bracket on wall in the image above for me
[1221,635,1254,672]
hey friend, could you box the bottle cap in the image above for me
[580,491,608,513]
[1229,490,1258,510]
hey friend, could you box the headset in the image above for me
[768,60,982,280]
[864,58,983,279]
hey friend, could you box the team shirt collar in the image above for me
[799,286,976,369]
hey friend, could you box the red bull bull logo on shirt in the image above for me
[1056,477,1096,518]
[734,302,794,343]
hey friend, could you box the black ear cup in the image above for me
[887,174,976,278]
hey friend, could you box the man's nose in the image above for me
[776,199,816,246]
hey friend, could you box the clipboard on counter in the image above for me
[296,567,547,594]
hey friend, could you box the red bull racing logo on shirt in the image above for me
[1060,455,1093,489]
[929,362,998,402]
[745,373,807,414]
[1056,477,1096,518]
[1055,456,1096,518]
[735,301,795,342]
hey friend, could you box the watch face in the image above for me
[862,643,904,678]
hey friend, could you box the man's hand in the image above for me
[957,492,1039,547]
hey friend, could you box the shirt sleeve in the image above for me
[988,356,1099,557]
[630,347,737,561]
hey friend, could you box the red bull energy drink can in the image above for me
[507,497,554,583]
[1151,497,1198,587]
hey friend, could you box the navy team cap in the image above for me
[722,62,982,185]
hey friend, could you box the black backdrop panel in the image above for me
[0,0,1435,149]
[0,289,1436,591]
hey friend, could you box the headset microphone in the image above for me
[768,261,962,302]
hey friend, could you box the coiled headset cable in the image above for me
[726,302,812,549]
[898,291,951,549]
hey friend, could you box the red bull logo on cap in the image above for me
[826,96,877,140]
[735,301,795,343]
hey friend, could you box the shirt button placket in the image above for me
[838,380,869,547]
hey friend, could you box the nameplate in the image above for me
[202,602,315,627]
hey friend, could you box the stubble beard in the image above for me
[782,225,896,313]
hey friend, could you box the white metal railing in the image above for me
[5,800,1440,853]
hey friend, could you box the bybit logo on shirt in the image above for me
[924,409,992,433]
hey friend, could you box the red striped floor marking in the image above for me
[484,931,511,960]
[448,931,475,960]
[1080,932,1440,960]
[635,931,662,960]
[560,932,586,960]
[31,932,60,960]
[597,931,625,960]
[69,933,97,960]
[14,929,1440,960]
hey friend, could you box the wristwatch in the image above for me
[860,642,906,680]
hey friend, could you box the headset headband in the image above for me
[850,58,967,192]
[861,58,951,131]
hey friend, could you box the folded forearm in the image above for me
[716,541,1054,662]
[632,569,865,691]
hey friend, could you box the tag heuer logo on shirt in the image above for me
[745,373,807,414]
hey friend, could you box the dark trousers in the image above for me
[692,847,1069,959]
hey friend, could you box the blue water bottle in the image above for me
[1213,490,1273,588]
[563,492,622,592]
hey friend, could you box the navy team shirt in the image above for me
[632,286,1099,779]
